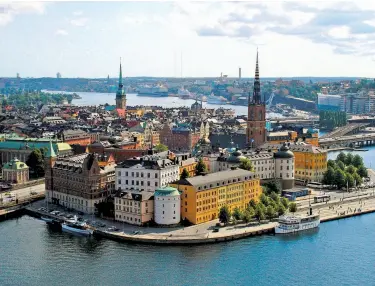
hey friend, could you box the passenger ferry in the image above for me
[62,216,93,236]
[275,208,320,234]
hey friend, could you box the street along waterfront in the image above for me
[1,213,375,286]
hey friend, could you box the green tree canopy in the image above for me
[263,180,282,195]
[289,202,297,213]
[260,193,269,206]
[281,197,289,209]
[337,161,346,171]
[255,204,266,221]
[345,172,355,188]
[345,153,353,165]
[327,159,336,169]
[323,167,336,185]
[26,149,45,178]
[346,165,356,175]
[219,206,231,225]
[334,169,347,189]
[266,205,276,220]
[238,158,254,171]
[180,168,189,180]
[249,199,257,209]
[337,152,347,164]
[357,165,368,178]
[242,208,254,224]
[277,204,286,216]
[232,207,243,221]
[352,154,364,168]
[154,144,168,153]
[353,173,362,186]
[195,158,208,176]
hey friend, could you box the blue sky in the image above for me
[1,1,375,78]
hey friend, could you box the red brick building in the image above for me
[159,124,200,152]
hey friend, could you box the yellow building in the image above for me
[126,107,145,117]
[290,145,327,183]
[267,131,297,144]
[177,156,197,178]
[171,169,262,225]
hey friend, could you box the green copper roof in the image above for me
[154,186,181,197]
[3,158,28,170]
[46,141,56,158]
[0,140,71,153]
[116,59,126,98]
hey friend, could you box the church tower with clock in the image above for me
[247,50,266,148]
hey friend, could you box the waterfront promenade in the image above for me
[26,191,375,245]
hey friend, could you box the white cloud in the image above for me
[55,29,68,36]
[0,2,47,26]
[70,17,88,27]
[73,11,82,16]
[328,26,351,39]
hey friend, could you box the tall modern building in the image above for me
[116,59,127,111]
[247,50,266,148]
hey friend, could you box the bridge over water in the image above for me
[320,123,370,139]
[319,133,375,149]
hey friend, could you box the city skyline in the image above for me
[1,1,375,78]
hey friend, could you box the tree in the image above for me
[195,158,207,176]
[334,169,347,189]
[270,192,280,204]
[352,154,364,168]
[327,159,336,169]
[277,204,286,216]
[353,173,362,186]
[345,172,355,188]
[26,149,45,178]
[357,165,368,178]
[337,152,347,164]
[345,153,353,165]
[238,158,254,171]
[281,197,289,209]
[263,180,282,195]
[249,199,257,209]
[219,206,231,225]
[242,208,254,224]
[180,168,189,180]
[255,204,266,221]
[260,193,269,206]
[154,144,168,153]
[266,205,276,220]
[323,167,336,185]
[346,165,356,175]
[232,207,242,221]
[289,202,297,213]
[337,161,345,171]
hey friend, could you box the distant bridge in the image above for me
[320,123,370,139]
[319,133,375,149]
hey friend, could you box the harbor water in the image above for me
[1,214,375,286]
[47,91,282,117]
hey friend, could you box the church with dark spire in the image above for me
[116,59,127,112]
[247,50,266,148]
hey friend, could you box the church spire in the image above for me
[252,48,261,104]
[119,57,123,88]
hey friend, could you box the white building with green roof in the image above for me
[154,186,181,225]
[2,158,29,184]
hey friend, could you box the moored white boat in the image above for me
[275,208,320,234]
[40,216,53,223]
[61,216,93,236]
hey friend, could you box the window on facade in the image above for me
[125,180,128,184]
[125,172,128,176]
[131,172,134,177]
[155,182,158,187]
[147,181,150,186]
[147,173,150,178]
[155,174,158,179]
[118,171,121,176]
[118,179,121,184]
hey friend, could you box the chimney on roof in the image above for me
[162,159,165,167]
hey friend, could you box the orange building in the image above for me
[171,169,262,225]
[61,130,92,146]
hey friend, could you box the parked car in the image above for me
[77,211,84,215]
[30,191,38,195]
[107,226,120,231]
[65,214,74,219]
